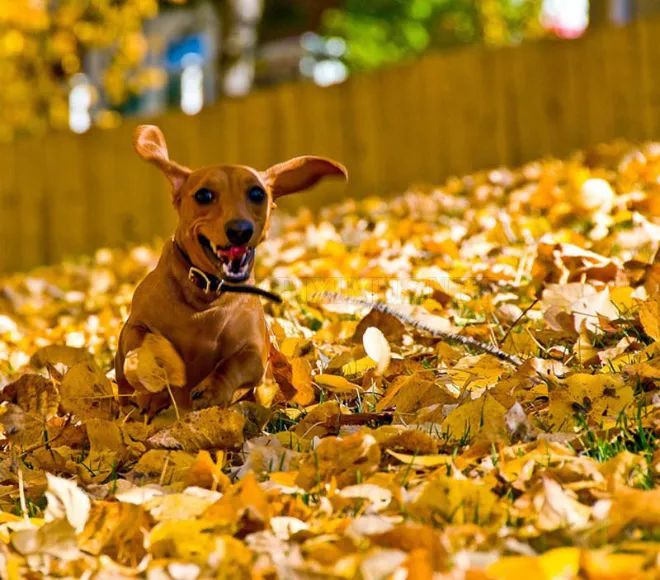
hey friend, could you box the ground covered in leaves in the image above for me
[0,141,659,578]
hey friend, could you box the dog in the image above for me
[115,124,347,415]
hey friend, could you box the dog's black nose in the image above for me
[225,219,254,246]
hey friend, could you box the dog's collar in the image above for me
[172,240,282,304]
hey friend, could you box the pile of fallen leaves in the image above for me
[0,140,659,578]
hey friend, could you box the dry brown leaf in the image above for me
[0,402,47,448]
[148,407,245,451]
[376,372,454,414]
[0,374,59,419]
[352,307,406,344]
[59,362,116,420]
[296,432,381,489]
[30,345,95,370]
[131,449,197,485]
[79,501,150,565]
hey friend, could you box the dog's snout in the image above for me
[225,219,254,246]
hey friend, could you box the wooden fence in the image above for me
[1,18,659,273]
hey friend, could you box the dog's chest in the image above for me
[156,304,248,386]
[159,308,223,378]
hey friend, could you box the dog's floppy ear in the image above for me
[133,125,191,195]
[263,156,347,199]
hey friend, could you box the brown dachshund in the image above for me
[115,125,347,414]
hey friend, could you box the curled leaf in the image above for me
[363,326,391,375]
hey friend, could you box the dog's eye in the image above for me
[194,188,214,205]
[247,186,266,204]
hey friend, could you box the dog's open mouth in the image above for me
[198,234,255,283]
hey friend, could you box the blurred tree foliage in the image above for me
[322,0,545,70]
[0,0,265,140]
[0,0,169,140]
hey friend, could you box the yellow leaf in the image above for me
[131,450,197,486]
[548,373,634,429]
[315,374,361,393]
[486,556,545,579]
[441,394,508,444]
[376,372,454,414]
[409,476,504,526]
[203,473,271,525]
[486,548,581,580]
[639,297,660,341]
[0,403,46,448]
[294,400,343,440]
[341,356,376,377]
[279,337,311,358]
[149,520,242,566]
[296,432,381,489]
[146,491,220,522]
[83,418,125,481]
[538,547,581,578]
[386,449,453,467]
[290,357,316,406]
[581,550,648,578]
[448,354,509,394]
[184,450,230,491]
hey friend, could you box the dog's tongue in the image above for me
[219,246,248,259]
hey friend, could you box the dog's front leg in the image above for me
[190,345,265,409]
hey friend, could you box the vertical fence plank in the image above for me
[435,49,473,177]
[272,83,306,163]
[418,54,448,182]
[535,39,579,158]
[281,80,349,207]
[514,43,552,162]
[584,28,616,146]
[479,47,511,169]
[0,140,18,272]
[340,72,385,197]
[604,24,643,140]
[237,89,278,169]
[638,18,660,138]
[13,136,45,270]
[219,98,244,166]
[44,132,87,263]
[84,129,123,251]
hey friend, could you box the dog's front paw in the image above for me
[190,377,234,410]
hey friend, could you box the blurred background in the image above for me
[0,0,659,272]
